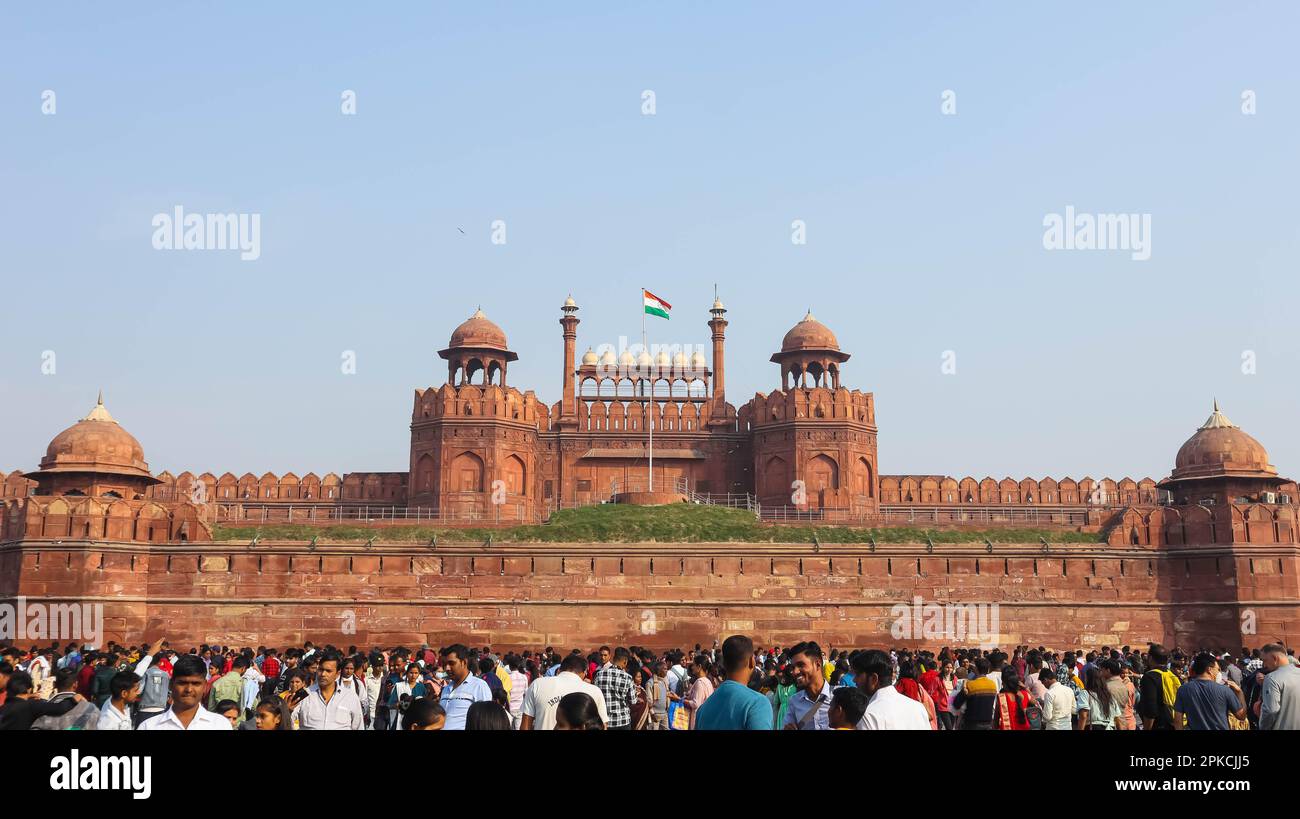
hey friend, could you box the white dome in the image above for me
[581,348,598,365]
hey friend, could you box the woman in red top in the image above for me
[920,660,953,730]
[995,667,1033,730]
[894,661,939,730]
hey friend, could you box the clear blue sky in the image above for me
[2,2,1298,481]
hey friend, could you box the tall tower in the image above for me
[745,311,878,516]
[707,299,728,405]
[412,310,541,519]
[708,295,729,426]
[558,295,580,429]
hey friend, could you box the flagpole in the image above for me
[643,289,652,492]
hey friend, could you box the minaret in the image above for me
[558,295,579,428]
[708,293,728,418]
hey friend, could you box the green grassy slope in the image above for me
[212,503,1103,544]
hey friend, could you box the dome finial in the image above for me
[82,392,116,423]
[1199,400,1235,430]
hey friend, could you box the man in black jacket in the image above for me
[1138,644,1178,730]
[91,653,119,707]
[0,671,86,730]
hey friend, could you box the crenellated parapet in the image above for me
[0,495,211,544]
[146,470,409,504]
[412,383,551,429]
[880,475,1160,506]
[0,469,36,498]
[740,386,873,428]
[1106,502,1300,547]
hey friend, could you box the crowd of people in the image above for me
[1,635,1298,731]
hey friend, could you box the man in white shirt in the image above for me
[519,653,609,730]
[97,670,140,730]
[29,649,54,699]
[667,652,689,697]
[138,656,233,731]
[294,653,363,730]
[1039,667,1076,730]
[364,655,386,730]
[506,655,529,729]
[986,652,1005,693]
[851,650,931,730]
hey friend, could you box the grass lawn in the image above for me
[212,503,1104,544]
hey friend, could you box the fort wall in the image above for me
[3,538,1296,651]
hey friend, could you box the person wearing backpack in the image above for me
[994,666,1033,730]
[1138,644,1180,730]
[1039,667,1074,729]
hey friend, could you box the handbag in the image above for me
[669,701,690,730]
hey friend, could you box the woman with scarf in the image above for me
[629,664,652,730]
[894,660,939,730]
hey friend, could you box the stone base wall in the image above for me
[3,540,1298,652]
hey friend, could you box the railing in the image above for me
[688,491,760,516]
[755,504,1091,525]
[760,506,872,523]
[608,476,690,496]
[214,497,1090,528]
[214,503,537,525]
[878,504,1090,526]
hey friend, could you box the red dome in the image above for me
[448,308,509,351]
[780,311,839,353]
[1171,403,1275,480]
[30,395,156,482]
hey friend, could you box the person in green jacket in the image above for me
[208,656,247,711]
[91,653,120,707]
[773,668,796,730]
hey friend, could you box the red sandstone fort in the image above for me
[3,299,1299,650]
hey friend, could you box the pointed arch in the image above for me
[415,454,435,493]
[502,454,527,496]
[450,451,485,493]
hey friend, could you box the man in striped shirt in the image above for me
[506,655,529,729]
[593,647,634,729]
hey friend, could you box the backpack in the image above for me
[668,666,687,694]
[1024,698,1044,729]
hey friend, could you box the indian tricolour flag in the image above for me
[643,289,672,320]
